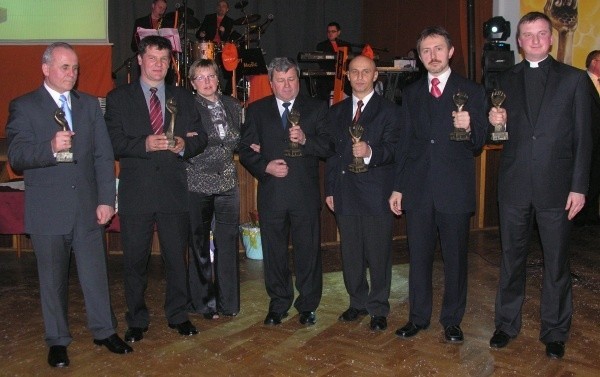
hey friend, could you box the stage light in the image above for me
[483,16,511,43]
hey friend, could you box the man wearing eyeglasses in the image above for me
[239,57,333,327]
[314,22,352,101]
[105,35,207,343]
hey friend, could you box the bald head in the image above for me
[347,55,378,99]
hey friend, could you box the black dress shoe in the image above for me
[338,307,369,322]
[546,341,565,359]
[299,311,317,325]
[93,333,133,354]
[489,330,512,348]
[369,316,387,331]
[395,321,429,338]
[202,311,219,320]
[168,320,199,336]
[263,311,288,325]
[444,325,464,343]
[124,327,148,342]
[47,345,69,368]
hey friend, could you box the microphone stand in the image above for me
[112,54,137,84]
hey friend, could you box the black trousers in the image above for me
[120,211,190,327]
[259,206,322,314]
[336,214,393,317]
[188,187,240,315]
[405,208,471,327]
[495,203,573,343]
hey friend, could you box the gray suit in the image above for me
[7,86,117,346]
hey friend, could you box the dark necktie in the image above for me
[59,94,73,130]
[149,87,163,134]
[430,77,442,98]
[281,102,291,129]
[353,100,363,123]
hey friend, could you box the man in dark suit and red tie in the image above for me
[239,57,333,327]
[7,42,132,368]
[105,35,207,343]
[325,55,401,332]
[390,26,487,344]
[488,12,592,359]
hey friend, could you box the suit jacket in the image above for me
[105,81,207,215]
[325,93,401,216]
[239,94,333,212]
[7,87,115,234]
[195,13,234,42]
[496,57,592,207]
[394,72,487,214]
[131,14,177,52]
[589,74,600,156]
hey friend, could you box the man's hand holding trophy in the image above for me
[53,108,74,163]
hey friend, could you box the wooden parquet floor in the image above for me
[0,227,599,376]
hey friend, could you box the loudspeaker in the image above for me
[482,50,514,92]
[483,50,514,72]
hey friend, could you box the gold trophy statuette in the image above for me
[284,108,303,157]
[450,90,470,141]
[165,97,177,148]
[490,89,508,141]
[348,122,368,173]
[53,109,74,163]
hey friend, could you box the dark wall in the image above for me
[108,0,362,86]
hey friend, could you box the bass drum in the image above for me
[191,41,215,61]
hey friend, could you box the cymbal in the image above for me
[233,14,260,25]
[234,1,248,10]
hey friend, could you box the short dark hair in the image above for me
[138,35,172,56]
[416,26,452,52]
[327,22,341,31]
[585,50,600,69]
[516,11,551,38]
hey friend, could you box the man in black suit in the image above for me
[196,0,235,43]
[105,36,207,342]
[488,12,592,359]
[390,26,487,343]
[130,0,172,52]
[325,55,401,331]
[574,50,600,226]
[239,57,333,326]
[314,22,352,101]
[7,42,132,368]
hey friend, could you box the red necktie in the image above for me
[149,87,163,135]
[353,100,363,123]
[430,77,442,98]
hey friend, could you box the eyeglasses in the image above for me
[193,74,217,81]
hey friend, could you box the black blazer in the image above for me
[195,13,234,42]
[394,72,487,214]
[325,93,401,216]
[239,94,333,212]
[105,82,207,215]
[131,14,177,52]
[496,57,592,207]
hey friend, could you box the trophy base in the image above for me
[348,164,368,173]
[449,130,471,141]
[490,132,509,141]
[56,151,73,163]
[284,148,303,157]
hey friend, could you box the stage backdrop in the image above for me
[520,0,599,69]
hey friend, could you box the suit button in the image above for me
[71,185,76,189]
[430,139,435,143]
[532,136,537,140]
[342,170,345,174]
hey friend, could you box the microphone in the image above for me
[260,14,274,33]
[175,3,181,8]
